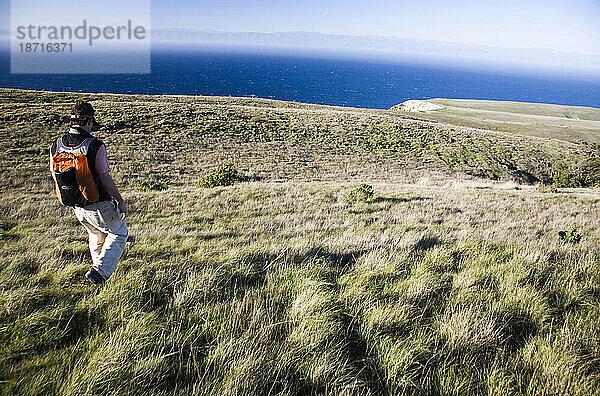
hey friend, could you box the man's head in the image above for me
[70,100,96,132]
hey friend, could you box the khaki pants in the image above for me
[74,200,128,280]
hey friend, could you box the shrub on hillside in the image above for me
[559,227,582,244]
[548,158,600,188]
[345,183,374,204]
[551,164,584,188]
[580,158,600,187]
[198,163,239,188]
[135,177,169,191]
[536,184,558,193]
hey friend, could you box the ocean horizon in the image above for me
[1,47,599,109]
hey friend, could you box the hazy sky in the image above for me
[151,0,600,55]
[2,0,599,55]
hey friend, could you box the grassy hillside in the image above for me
[1,89,600,395]
[1,88,600,190]
[391,98,600,145]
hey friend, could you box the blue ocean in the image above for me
[1,48,599,109]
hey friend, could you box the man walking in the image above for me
[50,100,128,286]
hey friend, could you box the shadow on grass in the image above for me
[0,219,18,231]
[195,230,241,241]
[57,248,89,263]
[339,312,390,395]
[0,231,21,241]
[191,246,374,306]
[498,308,538,352]
[413,236,441,252]
[373,196,431,204]
[298,246,373,273]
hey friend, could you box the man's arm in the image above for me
[98,172,127,220]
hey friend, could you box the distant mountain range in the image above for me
[1,27,598,77]
[151,29,600,77]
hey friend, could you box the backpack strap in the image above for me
[85,138,112,202]
[54,136,95,154]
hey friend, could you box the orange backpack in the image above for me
[51,137,100,207]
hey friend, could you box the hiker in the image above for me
[50,100,128,286]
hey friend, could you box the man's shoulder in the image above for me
[49,135,64,154]
[88,136,105,150]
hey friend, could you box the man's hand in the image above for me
[117,200,127,220]
[98,172,128,221]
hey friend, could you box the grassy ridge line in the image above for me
[392,98,600,144]
[430,99,600,119]
[0,88,396,114]
[103,98,590,155]
[1,89,598,191]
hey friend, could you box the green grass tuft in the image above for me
[198,163,239,188]
[345,183,374,204]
